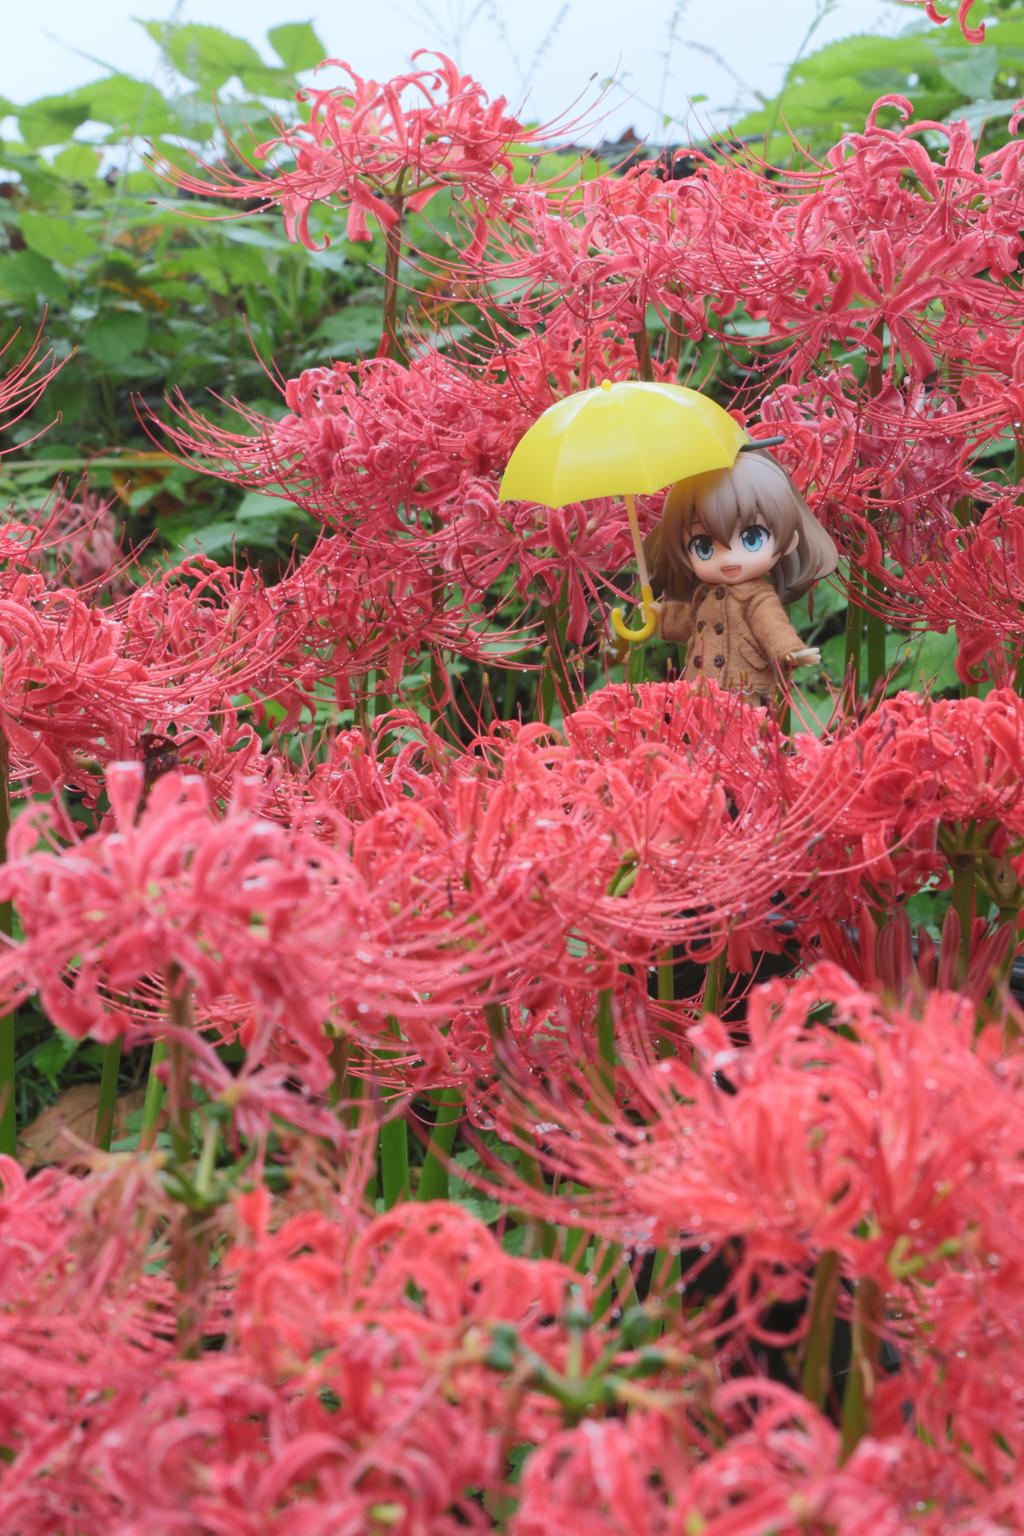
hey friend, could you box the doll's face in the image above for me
[685,522,795,585]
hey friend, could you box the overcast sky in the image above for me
[3,0,910,142]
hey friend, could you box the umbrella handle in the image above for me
[611,584,658,643]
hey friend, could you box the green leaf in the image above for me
[142,22,266,89]
[235,490,299,521]
[84,73,176,137]
[890,627,960,694]
[0,249,69,304]
[268,22,327,73]
[50,143,102,182]
[314,303,385,355]
[19,212,100,266]
[15,93,95,148]
[939,46,999,97]
[82,310,150,366]
[31,1033,82,1091]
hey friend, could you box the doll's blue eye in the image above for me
[688,535,715,561]
[739,525,770,553]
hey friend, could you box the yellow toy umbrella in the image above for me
[499,379,750,642]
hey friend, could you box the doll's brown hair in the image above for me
[644,450,838,606]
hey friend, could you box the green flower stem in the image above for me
[656,945,675,1059]
[538,596,572,724]
[193,1114,220,1204]
[702,951,725,1016]
[632,326,654,382]
[139,1039,168,1152]
[596,988,615,1109]
[590,1238,640,1320]
[379,188,406,361]
[840,1276,884,1459]
[165,1038,192,1166]
[950,854,976,991]
[843,573,864,698]
[864,581,887,697]
[0,731,15,1158]
[801,1249,841,1409]
[416,1085,463,1201]
[380,1109,411,1208]
[94,1036,124,1152]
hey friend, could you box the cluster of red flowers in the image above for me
[1,31,1023,1531]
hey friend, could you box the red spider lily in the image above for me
[479,964,1024,1294]
[513,1390,927,1536]
[468,166,721,345]
[817,902,1019,1008]
[774,689,1024,928]
[0,574,271,805]
[15,487,129,593]
[154,51,568,251]
[0,1168,590,1534]
[158,318,655,652]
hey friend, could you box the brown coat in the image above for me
[658,578,805,698]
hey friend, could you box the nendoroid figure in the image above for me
[643,450,838,703]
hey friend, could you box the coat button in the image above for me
[714,622,724,635]
[697,620,705,632]
[692,656,702,669]
[714,586,725,599]
[713,655,725,668]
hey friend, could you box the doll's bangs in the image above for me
[691,454,801,548]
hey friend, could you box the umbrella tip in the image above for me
[601,378,612,391]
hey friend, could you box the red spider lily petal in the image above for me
[902,0,985,42]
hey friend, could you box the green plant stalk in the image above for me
[416,1085,463,1201]
[801,1249,841,1409]
[702,951,725,1016]
[538,597,573,724]
[840,1275,884,1459]
[165,1038,192,1167]
[379,188,406,361]
[627,638,647,687]
[590,1236,640,1320]
[380,1109,411,1207]
[94,1036,124,1152]
[193,1114,220,1205]
[864,580,887,697]
[139,1039,168,1151]
[843,575,864,698]
[656,944,675,1058]
[632,325,655,383]
[0,731,14,1158]
[950,854,976,990]
[595,988,615,1112]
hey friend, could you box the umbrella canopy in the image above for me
[499,379,748,507]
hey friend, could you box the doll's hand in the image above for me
[785,646,821,668]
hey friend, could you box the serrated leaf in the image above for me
[939,46,998,97]
[0,249,69,304]
[314,304,385,354]
[143,22,266,88]
[51,143,102,182]
[84,73,176,136]
[237,65,300,99]
[28,1033,82,1092]
[268,22,326,73]
[14,93,95,147]
[83,310,150,366]
[891,627,960,694]
[19,212,99,266]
